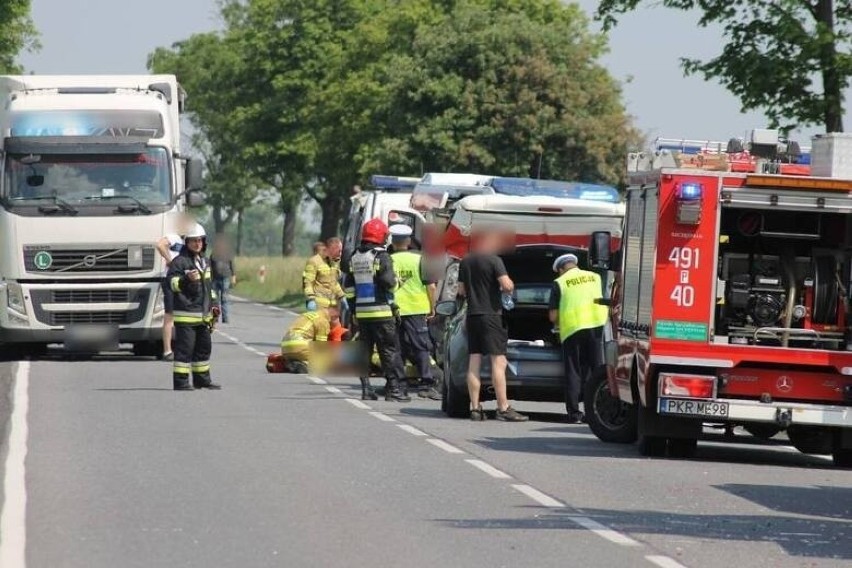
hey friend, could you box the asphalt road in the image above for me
[0,297,849,567]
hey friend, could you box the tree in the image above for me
[364,0,639,184]
[596,0,852,133]
[0,0,38,73]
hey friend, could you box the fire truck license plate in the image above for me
[658,398,729,418]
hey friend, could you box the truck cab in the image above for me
[0,75,202,356]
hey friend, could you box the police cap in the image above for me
[552,253,578,272]
[389,224,413,241]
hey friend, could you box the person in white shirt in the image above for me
[156,213,194,360]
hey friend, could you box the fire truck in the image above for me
[585,129,852,467]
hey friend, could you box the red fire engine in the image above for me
[585,130,852,467]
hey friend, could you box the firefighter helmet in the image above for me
[361,218,389,245]
[184,223,206,240]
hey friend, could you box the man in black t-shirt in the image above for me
[458,236,528,422]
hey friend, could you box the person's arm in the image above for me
[229,258,236,285]
[376,252,397,290]
[548,282,561,324]
[427,283,437,315]
[167,257,195,295]
[494,256,514,293]
[156,236,173,264]
[303,258,317,299]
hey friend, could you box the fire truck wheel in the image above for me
[667,437,698,459]
[833,449,852,468]
[584,367,638,444]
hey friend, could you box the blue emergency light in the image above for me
[677,182,703,200]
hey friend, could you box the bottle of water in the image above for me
[501,292,515,311]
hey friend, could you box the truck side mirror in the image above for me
[589,231,612,270]
[185,190,206,208]
[185,158,204,191]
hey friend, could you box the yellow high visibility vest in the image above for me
[391,251,431,316]
[556,268,608,342]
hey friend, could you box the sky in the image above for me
[19,0,849,149]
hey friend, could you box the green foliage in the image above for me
[0,0,38,73]
[597,0,852,132]
[233,255,308,306]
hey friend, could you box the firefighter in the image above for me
[548,253,608,423]
[388,224,441,400]
[167,223,221,391]
[343,218,409,402]
[280,307,335,374]
[303,237,347,312]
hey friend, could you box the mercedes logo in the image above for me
[776,375,793,392]
[83,254,98,268]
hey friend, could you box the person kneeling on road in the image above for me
[167,223,222,391]
[280,307,337,374]
[548,253,607,424]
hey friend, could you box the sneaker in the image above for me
[496,406,529,422]
[470,406,487,421]
[418,386,442,401]
[163,352,174,361]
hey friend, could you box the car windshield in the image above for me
[3,148,171,206]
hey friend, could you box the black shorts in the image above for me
[161,278,175,314]
[466,314,507,356]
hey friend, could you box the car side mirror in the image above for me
[589,231,614,271]
[435,300,458,317]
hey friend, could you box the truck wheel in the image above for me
[585,367,638,444]
[668,438,698,459]
[833,449,852,468]
[444,375,470,418]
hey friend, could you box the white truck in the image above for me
[0,75,204,357]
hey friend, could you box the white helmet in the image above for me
[184,223,206,239]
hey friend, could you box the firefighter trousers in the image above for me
[173,323,214,389]
[560,326,604,415]
[358,319,405,388]
[399,315,433,383]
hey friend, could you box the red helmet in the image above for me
[361,218,389,245]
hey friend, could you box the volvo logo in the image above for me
[83,254,98,268]
[776,376,793,392]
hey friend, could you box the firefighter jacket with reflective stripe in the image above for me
[556,267,608,342]
[168,250,218,325]
[391,250,431,316]
[344,245,396,321]
[282,311,331,345]
[303,254,345,305]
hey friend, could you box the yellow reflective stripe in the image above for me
[191,363,211,373]
[170,276,182,292]
[174,315,205,324]
[173,361,191,374]
[281,338,310,348]
[355,310,394,319]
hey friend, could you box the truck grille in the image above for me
[30,289,150,327]
[50,289,131,303]
[23,246,156,273]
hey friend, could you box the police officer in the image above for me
[303,237,347,312]
[388,224,440,400]
[548,253,607,423]
[343,218,409,402]
[167,223,222,391]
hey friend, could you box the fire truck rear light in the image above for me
[659,373,716,399]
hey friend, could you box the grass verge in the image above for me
[233,256,307,308]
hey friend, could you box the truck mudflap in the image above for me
[658,397,852,428]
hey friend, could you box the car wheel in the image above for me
[584,367,638,444]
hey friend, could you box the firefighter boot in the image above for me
[385,379,411,403]
[360,376,378,401]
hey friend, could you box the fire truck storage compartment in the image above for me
[715,207,852,349]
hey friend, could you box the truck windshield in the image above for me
[3,148,171,211]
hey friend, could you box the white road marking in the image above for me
[646,555,688,568]
[426,438,465,454]
[568,516,641,547]
[325,386,343,395]
[0,361,30,568]
[465,459,512,479]
[511,484,565,508]
[346,398,372,410]
[307,376,327,385]
[369,412,396,422]
[397,424,427,437]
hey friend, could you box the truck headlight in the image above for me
[7,283,27,315]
